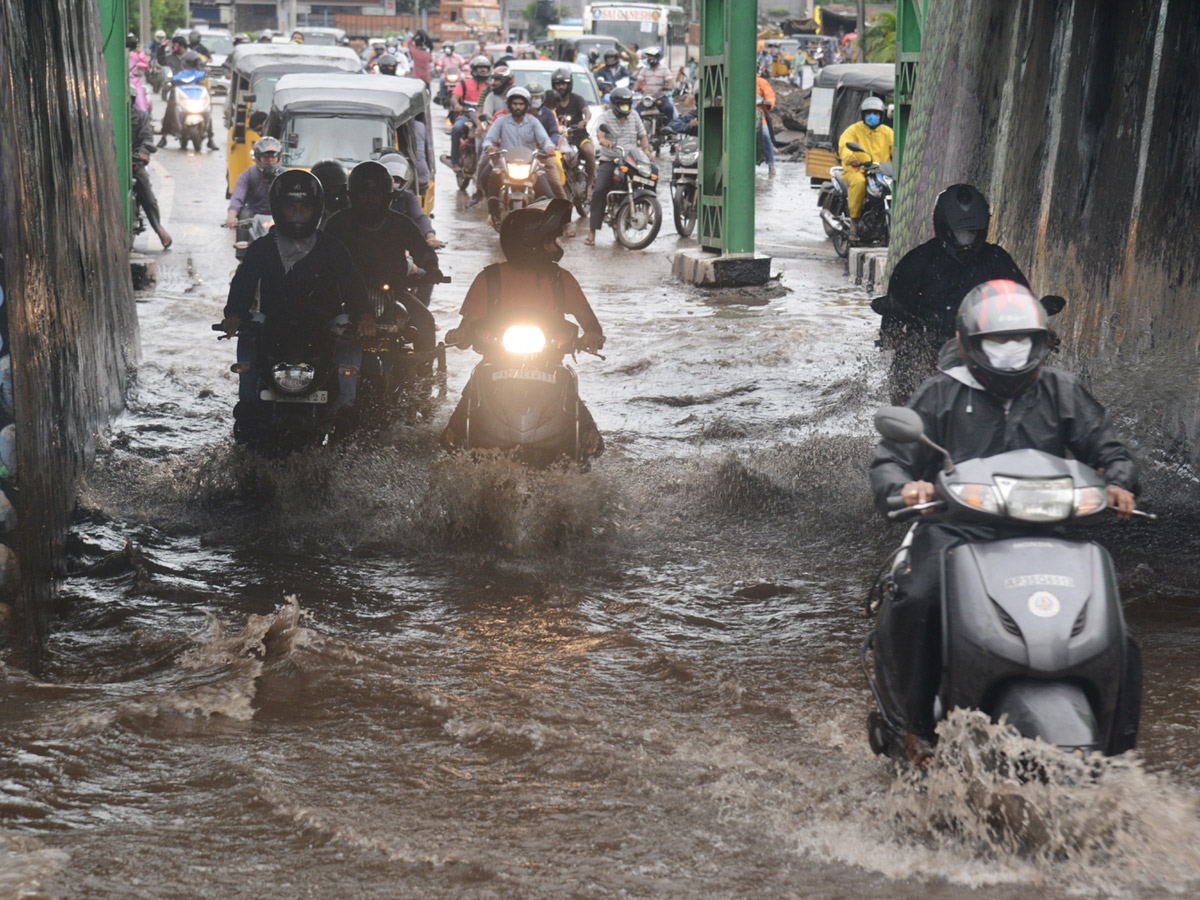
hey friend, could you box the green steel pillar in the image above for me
[697,0,756,255]
[98,0,132,235]
[894,0,928,178]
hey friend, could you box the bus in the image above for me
[440,0,503,43]
[583,3,685,66]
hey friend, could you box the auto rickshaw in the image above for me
[759,38,800,77]
[224,43,362,197]
[804,63,894,184]
[268,73,437,213]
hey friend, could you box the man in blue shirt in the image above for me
[481,87,556,226]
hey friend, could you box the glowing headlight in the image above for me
[506,162,532,180]
[183,97,210,114]
[993,476,1074,522]
[271,362,316,394]
[949,483,1002,514]
[501,325,546,355]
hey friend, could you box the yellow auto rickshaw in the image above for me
[268,73,437,213]
[223,43,362,197]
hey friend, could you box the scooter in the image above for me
[822,140,892,258]
[601,139,662,250]
[635,92,669,156]
[215,314,352,457]
[864,406,1148,762]
[438,65,461,109]
[452,313,603,466]
[669,133,699,237]
[170,68,213,151]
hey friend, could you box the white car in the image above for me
[174,27,233,94]
[501,60,607,143]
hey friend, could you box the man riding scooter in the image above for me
[869,280,1140,766]
[837,96,893,243]
[226,137,285,255]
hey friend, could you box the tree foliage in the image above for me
[863,10,896,63]
[128,0,188,35]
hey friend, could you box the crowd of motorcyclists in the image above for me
[128,24,1146,770]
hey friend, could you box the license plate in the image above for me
[271,391,328,404]
[185,114,204,124]
[492,369,557,384]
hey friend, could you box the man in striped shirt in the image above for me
[586,87,655,246]
[633,46,676,123]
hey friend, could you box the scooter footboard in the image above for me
[992,679,1101,752]
[467,363,579,451]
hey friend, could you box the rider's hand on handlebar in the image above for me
[444,327,471,348]
[225,210,239,228]
[425,233,444,249]
[901,480,936,509]
[579,331,605,354]
[1107,484,1137,518]
[221,315,243,336]
[848,158,862,168]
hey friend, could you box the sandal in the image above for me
[583,234,595,246]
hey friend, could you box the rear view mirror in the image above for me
[846,141,864,152]
[285,132,299,148]
[1041,295,1067,316]
[372,137,384,154]
[243,94,257,104]
[874,406,925,443]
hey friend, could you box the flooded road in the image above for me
[2,104,1200,899]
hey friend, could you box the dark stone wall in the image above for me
[0,0,141,665]
[891,0,1200,455]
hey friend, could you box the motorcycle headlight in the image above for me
[501,325,546,355]
[948,483,1002,515]
[506,162,532,180]
[636,163,652,177]
[271,362,316,394]
[993,476,1074,522]
[680,152,698,165]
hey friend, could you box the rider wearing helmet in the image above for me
[632,46,676,122]
[445,56,492,170]
[324,161,443,408]
[586,86,654,246]
[525,82,572,216]
[148,29,169,63]
[226,136,285,238]
[480,86,557,225]
[595,48,631,92]
[874,184,1029,402]
[221,170,372,427]
[376,53,399,76]
[481,65,515,122]
[187,28,211,58]
[549,68,596,199]
[442,200,605,454]
[376,150,441,249]
[869,280,1139,764]
[437,41,465,74]
[837,95,893,241]
[159,48,217,148]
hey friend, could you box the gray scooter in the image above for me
[865,406,1149,761]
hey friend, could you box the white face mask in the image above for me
[981,336,1033,370]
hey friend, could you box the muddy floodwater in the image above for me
[2,105,1200,900]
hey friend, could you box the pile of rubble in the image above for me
[766,78,810,159]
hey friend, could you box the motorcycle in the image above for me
[215,314,353,457]
[863,406,1148,762]
[170,68,212,151]
[558,130,590,218]
[635,92,669,156]
[438,65,461,109]
[821,140,892,258]
[452,312,604,466]
[601,141,662,250]
[234,213,274,261]
[669,133,698,237]
[356,275,451,426]
[488,146,551,230]
[451,101,479,192]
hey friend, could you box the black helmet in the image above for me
[499,199,573,267]
[610,86,634,117]
[268,169,324,239]
[551,67,572,92]
[188,29,201,45]
[310,159,349,208]
[348,160,394,228]
[182,50,202,69]
[604,49,619,63]
[377,53,398,75]
[933,183,991,264]
[126,32,138,50]
[955,280,1051,399]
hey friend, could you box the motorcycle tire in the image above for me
[569,171,590,218]
[457,147,476,192]
[614,194,662,250]
[672,185,696,238]
[832,229,850,259]
[192,136,203,152]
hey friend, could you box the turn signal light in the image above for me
[230,362,252,374]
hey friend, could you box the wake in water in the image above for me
[885,709,1200,894]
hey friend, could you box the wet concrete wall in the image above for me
[891,0,1200,454]
[0,0,141,665]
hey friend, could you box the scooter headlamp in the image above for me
[993,476,1074,522]
[501,325,547,355]
[182,96,210,114]
[271,362,316,394]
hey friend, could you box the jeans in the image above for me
[760,121,775,166]
[655,96,676,122]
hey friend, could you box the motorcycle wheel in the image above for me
[672,185,696,238]
[457,147,476,192]
[832,229,850,259]
[569,170,590,218]
[192,136,203,152]
[614,194,662,250]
